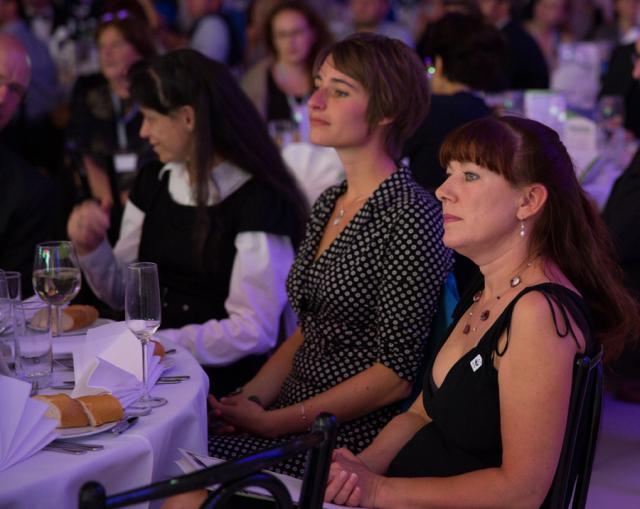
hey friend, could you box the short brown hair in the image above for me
[440,116,640,361]
[313,33,430,159]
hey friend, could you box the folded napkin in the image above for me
[524,91,567,136]
[563,114,599,178]
[0,375,58,471]
[71,322,165,408]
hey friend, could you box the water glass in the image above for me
[0,271,22,335]
[597,95,624,146]
[268,119,300,148]
[13,301,52,388]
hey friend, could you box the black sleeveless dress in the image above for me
[387,281,595,479]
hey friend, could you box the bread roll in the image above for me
[30,308,73,333]
[30,305,98,333]
[64,305,99,330]
[33,393,89,428]
[77,394,124,426]
[151,339,166,359]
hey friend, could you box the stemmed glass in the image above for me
[32,242,82,337]
[125,262,167,413]
[0,270,10,336]
[597,95,624,139]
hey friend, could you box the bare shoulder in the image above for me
[507,286,586,356]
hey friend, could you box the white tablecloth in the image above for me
[0,340,209,509]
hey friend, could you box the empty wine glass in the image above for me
[0,270,9,336]
[597,95,624,138]
[125,262,166,413]
[0,271,22,336]
[32,242,82,337]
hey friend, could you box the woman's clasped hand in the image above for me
[325,449,381,507]
[208,393,275,437]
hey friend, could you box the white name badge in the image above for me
[470,354,483,372]
[114,153,138,173]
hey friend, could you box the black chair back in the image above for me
[546,344,604,508]
[79,413,338,509]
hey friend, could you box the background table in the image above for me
[0,338,209,509]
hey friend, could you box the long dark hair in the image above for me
[440,116,640,361]
[129,49,308,252]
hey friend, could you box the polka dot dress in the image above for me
[209,168,453,478]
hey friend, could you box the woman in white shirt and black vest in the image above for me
[67,49,308,397]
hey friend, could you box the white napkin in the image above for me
[71,322,165,408]
[551,42,601,110]
[524,91,567,137]
[563,114,599,177]
[0,376,58,472]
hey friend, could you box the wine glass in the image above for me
[125,262,167,412]
[597,95,624,139]
[32,242,82,337]
[0,270,10,336]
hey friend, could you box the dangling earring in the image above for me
[519,219,526,237]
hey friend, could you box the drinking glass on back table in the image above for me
[0,269,13,362]
[13,300,52,388]
[32,242,82,337]
[0,271,22,334]
[0,271,9,335]
[125,262,167,413]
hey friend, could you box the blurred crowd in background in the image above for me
[2,0,640,387]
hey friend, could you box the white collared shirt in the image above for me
[79,161,296,366]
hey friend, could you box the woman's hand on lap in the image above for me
[325,448,381,507]
[208,394,276,437]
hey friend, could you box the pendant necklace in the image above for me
[462,261,532,335]
[332,196,368,226]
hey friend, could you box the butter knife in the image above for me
[43,444,87,455]
[111,416,139,435]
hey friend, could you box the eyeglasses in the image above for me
[100,9,130,23]
[273,27,310,40]
[0,75,27,99]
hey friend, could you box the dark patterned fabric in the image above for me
[209,167,453,477]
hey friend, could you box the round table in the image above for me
[0,337,209,509]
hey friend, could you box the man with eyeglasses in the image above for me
[0,33,56,296]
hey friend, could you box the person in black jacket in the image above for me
[603,149,640,400]
[599,40,640,138]
[477,0,549,89]
[403,12,505,295]
[0,33,56,296]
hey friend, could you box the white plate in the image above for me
[57,318,113,336]
[31,317,111,335]
[57,420,118,439]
